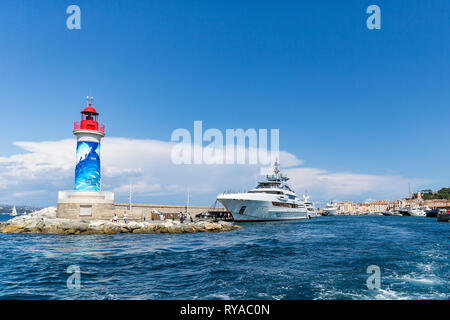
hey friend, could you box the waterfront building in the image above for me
[388,200,402,210]
[424,199,450,209]
[358,203,370,214]
[367,200,389,213]
[336,201,354,214]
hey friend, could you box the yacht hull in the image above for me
[409,211,426,217]
[322,210,338,216]
[218,198,309,222]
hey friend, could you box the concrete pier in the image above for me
[57,192,224,221]
[1,207,238,235]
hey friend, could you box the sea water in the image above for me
[0,215,448,300]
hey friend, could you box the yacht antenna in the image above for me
[273,158,280,175]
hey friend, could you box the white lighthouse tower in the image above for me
[56,97,115,219]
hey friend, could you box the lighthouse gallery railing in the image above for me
[74,121,105,133]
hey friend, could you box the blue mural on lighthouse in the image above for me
[75,141,101,191]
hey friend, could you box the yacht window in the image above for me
[272,202,299,208]
[248,190,283,195]
[239,206,246,215]
[256,182,281,189]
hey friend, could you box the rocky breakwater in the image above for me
[0,207,238,235]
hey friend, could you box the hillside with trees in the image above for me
[413,187,450,200]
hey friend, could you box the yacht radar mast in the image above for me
[266,158,289,182]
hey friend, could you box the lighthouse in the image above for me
[56,96,114,219]
[73,97,105,191]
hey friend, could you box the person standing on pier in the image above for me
[124,212,128,224]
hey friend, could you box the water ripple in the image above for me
[0,216,448,299]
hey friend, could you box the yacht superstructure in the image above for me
[322,202,338,216]
[217,160,315,222]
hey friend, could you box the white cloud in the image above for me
[0,139,74,190]
[0,137,430,206]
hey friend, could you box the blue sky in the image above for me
[0,1,449,206]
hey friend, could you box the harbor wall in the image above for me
[57,201,225,221]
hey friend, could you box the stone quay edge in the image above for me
[0,207,238,235]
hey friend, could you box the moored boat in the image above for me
[399,207,426,217]
[437,209,450,222]
[425,208,439,218]
[322,202,338,216]
[217,160,314,222]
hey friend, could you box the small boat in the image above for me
[11,205,18,216]
[393,210,402,216]
[437,209,450,222]
[410,208,426,217]
[196,210,233,222]
[425,208,439,218]
[399,207,426,217]
[197,199,234,221]
[383,210,403,216]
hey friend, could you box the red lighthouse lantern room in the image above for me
[73,98,105,133]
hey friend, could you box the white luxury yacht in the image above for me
[217,160,315,222]
[303,195,318,218]
[322,202,338,216]
[399,207,426,217]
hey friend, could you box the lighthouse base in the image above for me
[56,190,115,220]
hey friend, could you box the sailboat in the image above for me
[11,205,18,216]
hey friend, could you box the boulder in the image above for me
[169,224,185,234]
[203,222,222,232]
[133,223,157,233]
[1,224,24,233]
